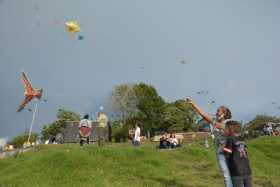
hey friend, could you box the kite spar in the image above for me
[27,101,38,144]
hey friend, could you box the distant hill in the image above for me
[0,137,279,187]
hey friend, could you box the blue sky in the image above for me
[1,0,280,138]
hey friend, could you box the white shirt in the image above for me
[171,137,178,145]
[79,119,92,128]
[134,127,141,142]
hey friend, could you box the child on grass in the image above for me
[224,120,252,187]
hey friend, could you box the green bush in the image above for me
[112,123,130,142]
[41,109,80,141]
[9,133,38,148]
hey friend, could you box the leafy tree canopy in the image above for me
[245,114,280,131]
[109,83,198,138]
[41,109,80,141]
[9,133,38,148]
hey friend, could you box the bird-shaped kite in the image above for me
[17,72,43,112]
[65,20,81,34]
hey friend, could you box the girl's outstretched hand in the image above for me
[186,97,194,105]
[186,97,212,124]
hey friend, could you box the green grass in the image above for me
[0,137,279,187]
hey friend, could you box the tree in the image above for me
[111,121,130,142]
[162,100,198,132]
[108,83,166,137]
[57,109,80,122]
[41,109,80,141]
[9,133,38,148]
[244,115,280,139]
[109,83,138,122]
[108,82,198,140]
[245,115,280,131]
[133,83,165,135]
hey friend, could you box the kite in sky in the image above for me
[65,21,81,34]
[180,58,191,65]
[17,72,43,112]
[180,60,187,65]
[65,20,85,40]
[78,35,84,40]
[197,90,209,95]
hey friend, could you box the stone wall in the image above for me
[62,122,109,143]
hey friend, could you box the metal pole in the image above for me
[27,102,38,144]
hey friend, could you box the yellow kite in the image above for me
[65,21,80,34]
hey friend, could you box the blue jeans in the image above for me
[132,140,140,146]
[217,153,233,187]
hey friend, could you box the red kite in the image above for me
[17,72,43,112]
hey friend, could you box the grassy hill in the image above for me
[0,137,279,187]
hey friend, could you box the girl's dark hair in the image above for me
[136,121,143,127]
[225,120,242,134]
[84,114,89,119]
[219,106,232,120]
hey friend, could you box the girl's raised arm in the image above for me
[186,98,213,124]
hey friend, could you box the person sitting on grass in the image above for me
[159,132,169,149]
[224,120,252,187]
[267,125,273,136]
[169,133,179,148]
[159,133,180,149]
[263,125,268,136]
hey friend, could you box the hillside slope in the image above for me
[0,137,279,187]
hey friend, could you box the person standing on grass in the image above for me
[224,120,252,187]
[267,125,273,136]
[97,111,108,146]
[133,123,141,146]
[79,114,92,146]
[186,98,233,187]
